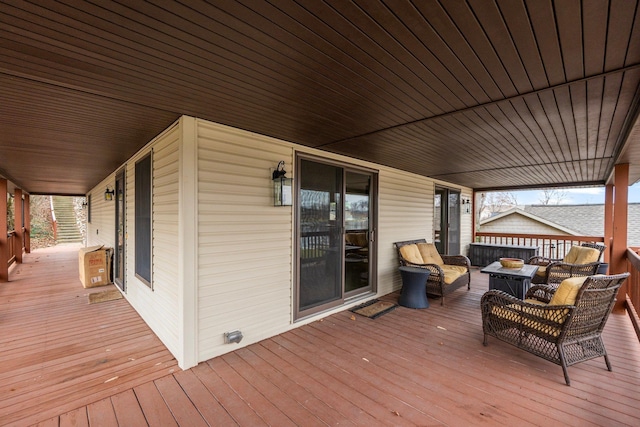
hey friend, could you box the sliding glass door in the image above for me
[296,157,376,318]
[434,187,460,255]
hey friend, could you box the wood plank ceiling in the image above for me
[1,0,639,195]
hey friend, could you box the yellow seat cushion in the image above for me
[535,265,547,277]
[440,265,465,284]
[549,276,588,306]
[399,244,423,264]
[563,246,600,264]
[489,277,590,338]
[416,243,444,266]
[491,300,564,337]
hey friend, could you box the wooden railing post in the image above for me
[24,193,30,254]
[0,179,8,282]
[625,248,640,341]
[612,164,629,311]
[604,184,613,264]
[14,188,23,264]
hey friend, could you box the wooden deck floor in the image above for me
[2,246,640,426]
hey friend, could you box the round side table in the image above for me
[398,266,430,309]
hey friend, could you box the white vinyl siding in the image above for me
[86,115,474,369]
[377,169,435,295]
[481,214,573,235]
[197,120,293,362]
[124,124,181,359]
[86,175,116,249]
[87,121,182,360]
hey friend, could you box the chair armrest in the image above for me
[402,262,444,277]
[525,284,556,303]
[528,256,561,266]
[544,261,600,284]
[441,255,471,270]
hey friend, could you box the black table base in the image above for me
[398,266,430,309]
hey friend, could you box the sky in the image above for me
[491,182,640,205]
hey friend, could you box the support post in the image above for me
[604,184,613,264]
[612,164,629,311]
[472,190,476,242]
[14,188,23,264]
[0,179,7,282]
[24,193,30,254]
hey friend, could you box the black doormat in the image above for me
[350,299,398,319]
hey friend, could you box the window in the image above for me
[135,153,152,286]
[87,194,92,223]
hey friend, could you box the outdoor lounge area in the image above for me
[2,245,639,426]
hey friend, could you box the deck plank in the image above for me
[134,381,177,427]
[110,389,148,427]
[172,369,238,426]
[154,375,208,427]
[86,398,118,427]
[59,407,88,427]
[0,245,178,426]
[2,247,640,426]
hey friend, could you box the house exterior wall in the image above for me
[194,119,473,362]
[480,214,572,235]
[196,120,294,362]
[87,120,183,362]
[88,115,473,368]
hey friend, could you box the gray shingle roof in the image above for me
[522,204,640,246]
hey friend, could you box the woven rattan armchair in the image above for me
[529,243,605,285]
[394,239,471,305]
[481,273,629,385]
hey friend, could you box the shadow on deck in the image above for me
[2,245,640,426]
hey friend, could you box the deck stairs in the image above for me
[51,196,83,243]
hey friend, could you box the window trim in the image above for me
[134,152,153,288]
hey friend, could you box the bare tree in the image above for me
[538,189,568,205]
[478,191,518,220]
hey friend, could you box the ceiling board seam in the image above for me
[318,62,640,147]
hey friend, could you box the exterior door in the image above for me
[114,170,125,291]
[435,187,460,255]
[296,157,376,318]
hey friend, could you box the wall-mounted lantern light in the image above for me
[461,197,471,214]
[272,160,292,206]
[104,186,115,201]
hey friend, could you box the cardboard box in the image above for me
[79,245,113,288]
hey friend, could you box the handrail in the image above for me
[475,232,605,259]
[49,196,57,240]
[626,247,640,341]
[7,230,16,267]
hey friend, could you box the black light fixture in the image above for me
[461,197,471,214]
[104,186,115,201]
[272,160,292,206]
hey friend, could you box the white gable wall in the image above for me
[480,213,572,235]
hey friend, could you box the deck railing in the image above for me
[626,247,640,340]
[475,232,639,341]
[475,232,605,260]
[7,230,16,267]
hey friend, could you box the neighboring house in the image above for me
[479,204,640,246]
[86,116,474,370]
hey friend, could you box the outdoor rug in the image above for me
[88,289,123,304]
[350,299,397,319]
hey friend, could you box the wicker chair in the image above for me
[481,272,629,385]
[529,243,605,285]
[394,239,471,305]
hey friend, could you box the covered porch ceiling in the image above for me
[1,1,640,196]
